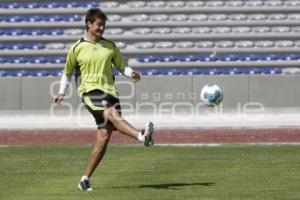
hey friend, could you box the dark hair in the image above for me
[85,8,107,31]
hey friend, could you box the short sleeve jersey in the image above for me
[64,37,127,98]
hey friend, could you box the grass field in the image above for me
[1,144,300,200]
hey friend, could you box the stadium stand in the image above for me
[1,0,300,76]
[0,1,299,95]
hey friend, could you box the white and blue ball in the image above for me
[200,84,223,106]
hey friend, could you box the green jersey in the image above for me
[64,37,127,98]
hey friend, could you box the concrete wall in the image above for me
[0,75,299,111]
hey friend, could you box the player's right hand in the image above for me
[54,93,65,104]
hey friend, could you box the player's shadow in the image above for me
[111,182,215,190]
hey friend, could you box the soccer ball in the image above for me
[200,84,223,106]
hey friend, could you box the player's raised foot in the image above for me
[78,179,93,192]
[143,121,154,146]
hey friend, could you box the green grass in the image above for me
[1,144,300,200]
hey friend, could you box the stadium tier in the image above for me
[1,0,300,73]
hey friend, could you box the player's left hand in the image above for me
[132,70,141,82]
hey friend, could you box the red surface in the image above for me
[1,128,300,145]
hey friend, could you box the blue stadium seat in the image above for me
[242,68,262,74]
[199,55,218,62]
[0,57,7,63]
[222,68,242,75]
[40,2,60,8]
[65,15,82,22]
[282,54,300,60]
[28,29,45,36]
[5,29,25,36]
[0,2,21,9]
[261,68,282,74]
[158,55,178,62]
[260,54,281,61]
[45,15,64,22]
[202,68,222,75]
[35,70,50,77]
[33,57,47,63]
[137,55,157,63]
[10,57,29,64]
[44,29,64,35]
[49,57,66,63]
[25,15,44,22]
[7,43,26,50]
[216,54,239,61]
[186,68,202,75]
[177,55,198,62]
[0,70,9,77]
[239,54,261,61]
[4,16,23,22]
[22,2,40,8]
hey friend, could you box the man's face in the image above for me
[87,17,106,37]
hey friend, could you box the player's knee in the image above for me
[97,129,111,143]
[106,107,121,123]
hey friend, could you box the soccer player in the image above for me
[54,8,154,192]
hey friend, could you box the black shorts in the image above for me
[82,89,121,129]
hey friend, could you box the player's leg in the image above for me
[78,125,113,191]
[104,107,154,146]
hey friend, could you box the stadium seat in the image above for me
[64,29,84,36]
[287,13,300,20]
[115,42,127,49]
[22,2,40,8]
[215,41,234,48]
[245,0,264,6]
[158,55,178,62]
[239,54,261,61]
[175,41,194,48]
[192,27,211,33]
[267,14,286,20]
[235,41,254,48]
[126,1,146,8]
[228,14,247,21]
[194,41,214,48]
[128,14,149,21]
[208,14,227,21]
[271,26,290,33]
[274,40,294,47]
[189,14,208,21]
[172,27,191,34]
[155,42,174,48]
[248,14,267,20]
[224,1,244,6]
[186,1,205,7]
[284,0,300,6]
[205,1,224,7]
[137,55,157,62]
[264,0,282,6]
[147,1,166,7]
[212,27,231,33]
[251,26,271,33]
[255,40,274,48]
[45,43,65,50]
[231,26,251,33]
[167,1,186,7]
[131,28,152,34]
[25,15,44,22]
[134,42,154,49]
[177,55,198,62]
[169,14,188,21]
[99,1,119,8]
[107,15,122,21]
[152,28,171,34]
[105,28,124,35]
[149,14,169,21]
[44,29,64,35]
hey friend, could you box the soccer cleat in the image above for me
[143,121,154,146]
[78,179,93,192]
